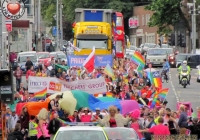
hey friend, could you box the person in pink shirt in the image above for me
[80,108,92,122]
[139,117,170,136]
[129,109,143,139]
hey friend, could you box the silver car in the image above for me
[146,48,168,66]
[125,46,139,57]
[141,43,159,55]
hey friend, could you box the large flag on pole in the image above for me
[83,46,95,73]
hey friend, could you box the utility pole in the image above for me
[38,0,42,51]
[35,0,38,51]
[56,0,59,51]
[60,1,63,51]
[192,0,196,54]
[0,11,2,69]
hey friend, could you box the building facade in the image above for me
[129,5,159,47]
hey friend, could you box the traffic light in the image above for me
[0,69,14,104]
[178,34,181,46]
[168,33,175,46]
[180,33,185,47]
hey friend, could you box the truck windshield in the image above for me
[77,39,108,49]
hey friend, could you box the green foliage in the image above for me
[41,0,149,39]
[145,0,191,34]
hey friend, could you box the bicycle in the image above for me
[161,69,169,83]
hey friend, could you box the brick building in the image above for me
[129,5,161,47]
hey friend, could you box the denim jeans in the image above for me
[16,78,21,90]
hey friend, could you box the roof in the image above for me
[58,126,103,131]
[18,51,36,55]
[37,52,50,54]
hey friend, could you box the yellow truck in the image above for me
[73,22,112,55]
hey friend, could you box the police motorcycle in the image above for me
[178,67,190,88]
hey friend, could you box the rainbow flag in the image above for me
[147,71,162,89]
[137,64,143,78]
[57,118,68,126]
[104,64,114,78]
[33,88,47,99]
[131,52,145,67]
[150,89,160,109]
[158,88,169,100]
[106,92,113,97]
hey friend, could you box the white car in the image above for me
[53,124,108,140]
[197,65,200,82]
[50,51,67,63]
[125,46,139,57]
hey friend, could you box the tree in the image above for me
[145,0,191,34]
[41,0,150,39]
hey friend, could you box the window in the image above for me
[77,39,108,49]
[146,14,150,25]
[116,16,123,26]
[116,41,122,52]
[142,15,144,26]
[137,15,139,26]
[24,0,32,16]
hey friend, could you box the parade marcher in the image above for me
[25,57,33,72]
[48,95,62,120]
[20,107,29,132]
[8,111,19,133]
[14,66,23,90]
[8,123,23,140]
[47,113,61,140]
[178,104,188,134]
[29,116,38,140]
[80,108,92,122]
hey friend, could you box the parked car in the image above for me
[125,46,139,57]
[50,51,67,63]
[146,48,168,67]
[37,52,52,66]
[176,54,200,68]
[17,51,39,72]
[54,125,108,140]
[104,127,139,140]
[141,43,159,55]
[196,65,200,82]
[161,44,171,48]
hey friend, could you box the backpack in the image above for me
[8,133,17,140]
[193,123,200,132]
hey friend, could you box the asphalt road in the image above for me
[165,68,199,113]
[15,68,199,113]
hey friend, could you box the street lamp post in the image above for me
[192,0,196,54]
[60,1,63,51]
[56,0,59,51]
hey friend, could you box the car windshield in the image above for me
[148,49,167,55]
[37,53,50,59]
[50,53,57,58]
[176,55,187,61]
[163,49,173,54]
[162,44,169,48]
[57,54,66,59]
[55,130,106,140]
[130,46,136,50]
[77,39,108,49]
[18,54,37,62]
[144,43,156,48]
[104,128,138,140]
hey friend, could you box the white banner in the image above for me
[28,76,107,94]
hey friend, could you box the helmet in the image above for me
[183,60,187,64]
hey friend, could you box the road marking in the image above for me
[169,73,180,102]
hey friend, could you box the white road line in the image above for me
[169,74,180,102]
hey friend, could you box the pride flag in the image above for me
[150,90,160,109]
[57,118,68,126]
[137,64,143,78]
[131,52,145,67]
[158,88,169,100]
[147,71,162,89]
[33,88,47,99]
[104,64,114,78]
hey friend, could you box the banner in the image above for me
[67,55,113,67]
[28,76,107,94]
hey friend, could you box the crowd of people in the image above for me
[2,54,200,140]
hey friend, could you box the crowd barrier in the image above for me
[151,135,197,140]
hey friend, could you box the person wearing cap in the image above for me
[92,108,103,122]
[80,108,92,122]
[8,110,19,132]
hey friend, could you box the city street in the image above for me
[14,68,199,112]
[166,68,199,112]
